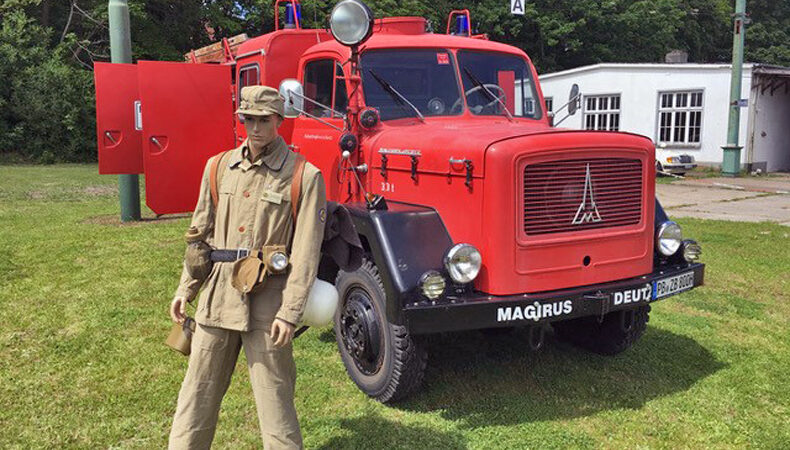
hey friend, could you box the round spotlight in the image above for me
[444,243,482,284]
[330,0,373,46]
[656,221,682,256]
[420,270,446,300]
[270,252,289,273]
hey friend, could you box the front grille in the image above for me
[523,158,643,235]
[678,155,693,163]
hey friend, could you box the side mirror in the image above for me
[279,79,304,118]
[568,83,580,116]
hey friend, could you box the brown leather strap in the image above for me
[209,151,230,208]
[290,154,306,224]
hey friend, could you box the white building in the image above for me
[538,63,790,172]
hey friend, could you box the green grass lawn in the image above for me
[1,164,788,449]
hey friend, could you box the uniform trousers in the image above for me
[169,323,303,449]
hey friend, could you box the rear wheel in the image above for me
[334,258,427,403]
[552,305,650,355]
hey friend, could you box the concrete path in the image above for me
[656,174,790,226]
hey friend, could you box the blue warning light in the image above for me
[285,2,302,29]
[455,15,469,36]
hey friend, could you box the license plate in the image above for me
[652,271,695,300]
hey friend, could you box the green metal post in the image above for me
[722,0,747,177]
[109,0,141,221]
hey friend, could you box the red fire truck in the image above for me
[94,0,705,402]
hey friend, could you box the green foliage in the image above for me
[11,43,96,163]
[0,7,96,163]
[746,0,790,66]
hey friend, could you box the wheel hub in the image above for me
[340,287,382,376]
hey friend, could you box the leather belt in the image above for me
[210,248,256,262]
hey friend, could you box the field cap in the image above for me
[236,86,284,118]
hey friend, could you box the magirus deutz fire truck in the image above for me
[94,0,705,402]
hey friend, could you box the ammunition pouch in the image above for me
[231,245,289,294]
[165,316,196,356]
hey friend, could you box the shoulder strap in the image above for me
[209,151,231,208]
[290,154,306,224]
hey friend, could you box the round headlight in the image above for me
[656,221,682,256]
[330,0,373,46]
[444,243,482,284]
[270,252,289,273]
[420,271,446,300]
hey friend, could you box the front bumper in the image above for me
[664,163,697,173]
[404,262,705,334]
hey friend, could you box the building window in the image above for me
[544,97,553,113]
[583,94,620,131]
[658,91,703,145]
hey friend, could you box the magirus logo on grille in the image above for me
[572,164,602,225]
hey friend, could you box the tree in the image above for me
[746,0,790,66]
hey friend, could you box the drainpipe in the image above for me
[721,0,747,177]
[109,0,141,221]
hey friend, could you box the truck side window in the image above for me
[304,59,347,118]
[237,64,260,108]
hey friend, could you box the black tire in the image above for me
[552,305,651,355]
[333,258,427,403]
[655,160,665,176]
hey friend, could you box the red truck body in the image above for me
[94,4,704,402]
[95,14,657,295]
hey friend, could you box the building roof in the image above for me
[539,62,760,80]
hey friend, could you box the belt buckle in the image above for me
[236,248,249,260]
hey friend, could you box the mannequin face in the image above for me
[243,114,282,153]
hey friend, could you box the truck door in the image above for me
[291,58,347,202]
[137,61,235,215]
[94,63,143,175]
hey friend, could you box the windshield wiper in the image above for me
[369,70,425,123]
[462,67,515,122]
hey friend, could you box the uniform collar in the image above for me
[229,136,289,171]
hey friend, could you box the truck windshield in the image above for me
[457,50,542,119]
[360,49,462,121]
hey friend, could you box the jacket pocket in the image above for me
[256,190,292,240]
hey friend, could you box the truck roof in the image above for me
[235,28,333,59]
[233,17,530,63]
[302,31,530,61]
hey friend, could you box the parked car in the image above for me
[656,154,697,176]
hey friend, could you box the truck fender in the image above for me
[655,198,669,227]
[342,201,453,325]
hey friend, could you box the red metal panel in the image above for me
[94,62,143,174]
[137,61,235,215]
[497,70,515,114]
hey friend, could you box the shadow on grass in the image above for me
[318,328,337,343]
[396,326,725,427]
[316,414,466,449]
[82,213,191,226]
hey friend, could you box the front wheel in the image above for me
[333,258,427,403]
[552,305,651,355]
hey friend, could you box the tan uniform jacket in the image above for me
[174,136,327,331]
